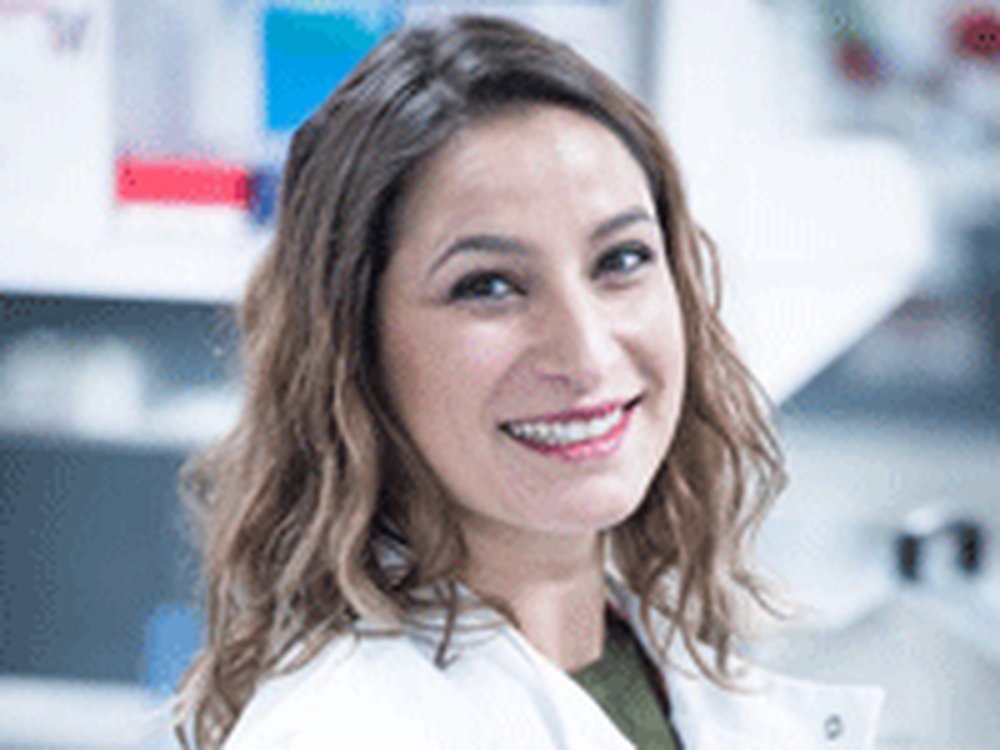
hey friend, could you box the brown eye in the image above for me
[594,242,654,277]
[449,272,520,302]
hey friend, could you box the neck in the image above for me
[459,524,607,672]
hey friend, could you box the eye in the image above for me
[594,242,655,277]
[449,271,520,302]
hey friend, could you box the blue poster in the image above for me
[263,3,403,132]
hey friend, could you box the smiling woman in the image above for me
[378,106,686,556]
[175,14,883,750]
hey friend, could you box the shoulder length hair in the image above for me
[177,13,785,748]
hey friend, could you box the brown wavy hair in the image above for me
[176,14,785,748]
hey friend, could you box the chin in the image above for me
[537,487,649,536]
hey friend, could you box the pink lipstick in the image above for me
[501,396,641,464]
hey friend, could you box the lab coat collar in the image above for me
[360,571,884,750]
[603,573,885,750]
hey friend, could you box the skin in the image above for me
[377,105,686,671]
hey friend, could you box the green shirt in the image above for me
[570,607,683,750]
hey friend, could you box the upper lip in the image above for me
[501,395,642,427]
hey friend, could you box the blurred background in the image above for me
[0,1,997,747]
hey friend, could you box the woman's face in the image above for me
[377,105,686,554]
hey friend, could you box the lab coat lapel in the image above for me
[605,574,885,750]
[493,615,637,750]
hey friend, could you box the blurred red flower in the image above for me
[952,7,1000,63]
[835,34,882,88]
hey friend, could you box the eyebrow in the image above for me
[425,206,656,280]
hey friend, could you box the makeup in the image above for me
[503,399,638,464]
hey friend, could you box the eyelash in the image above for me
[448,243,656,303]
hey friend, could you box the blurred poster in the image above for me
[262,1,404,133]
[0,0,112,248]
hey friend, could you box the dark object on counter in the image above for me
[896,510,987,582]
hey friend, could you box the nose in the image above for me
[532,283,617,394]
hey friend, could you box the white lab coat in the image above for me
[223,575,883,749]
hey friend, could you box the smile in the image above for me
[499,396,641,461]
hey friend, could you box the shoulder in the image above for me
[605,575,884,749]
[666,653,884,750]
[220,619,570,750]
[221,632,475,750]
[753,667,884,747]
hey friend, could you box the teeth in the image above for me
[506,409,623,446]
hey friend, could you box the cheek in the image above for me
[381,314,518,430]
[439,329,516,396]
[628,281,686,371]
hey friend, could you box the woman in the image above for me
[177,14,882,750]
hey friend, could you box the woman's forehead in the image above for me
[394,105,656,252]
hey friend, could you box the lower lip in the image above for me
[504,405,636,464]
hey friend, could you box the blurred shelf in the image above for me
[0,390,240,453]
[1,424,207,453]
[0,676,165,748]
[1,214,272,304]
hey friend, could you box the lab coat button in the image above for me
[824,714,844,740]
